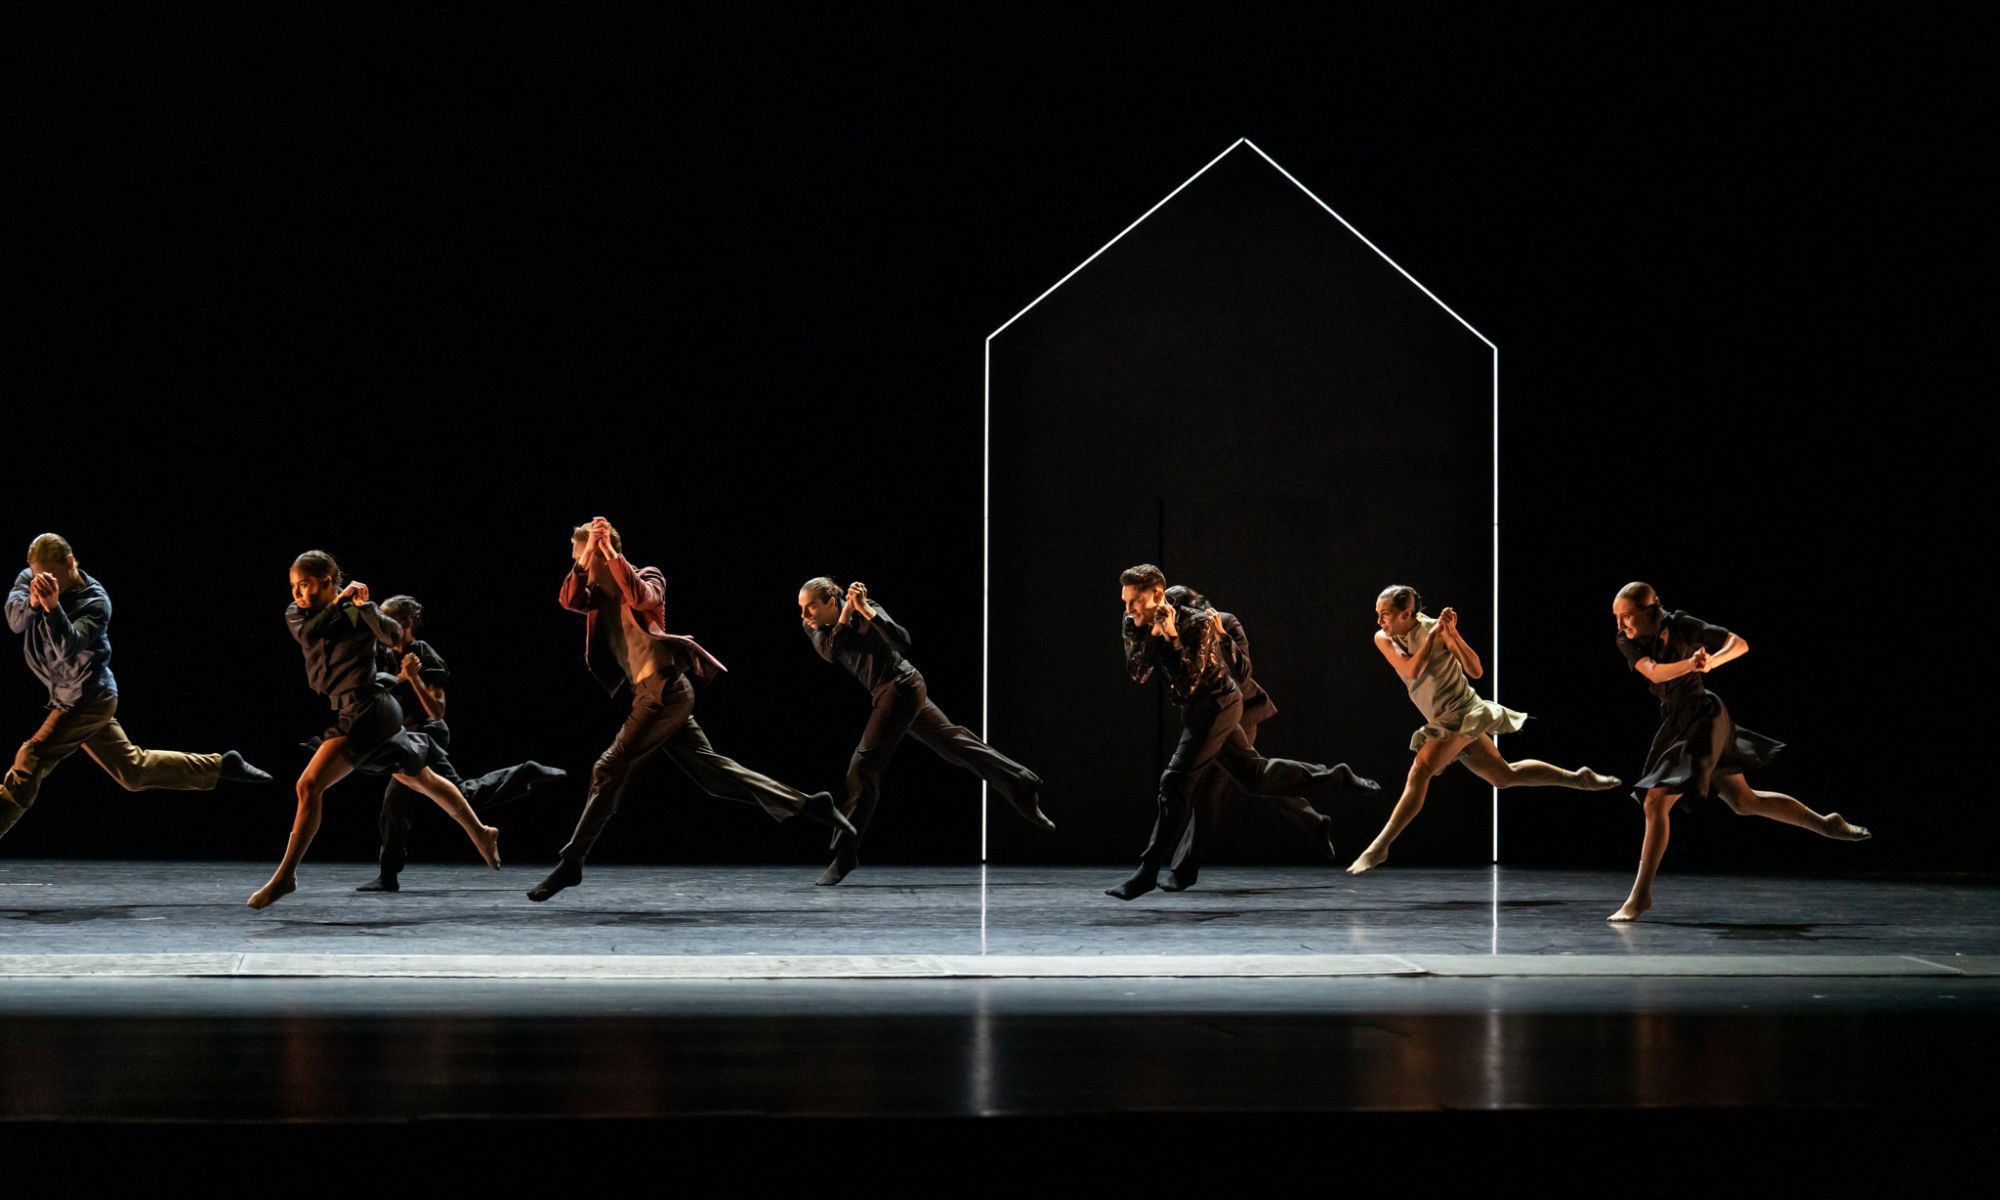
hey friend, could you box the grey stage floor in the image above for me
[2,860,1995,972]
[3,860,1998,1169]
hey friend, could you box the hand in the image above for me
[1437,606,1459,633]
[1150,605,1179,640]
[337,581,369,606]
[400,652,423,680]
[848,581,875,620]
[589,517,616,558]
[29,572,58,611]
[1689,647,1710,673]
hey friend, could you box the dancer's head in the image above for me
[1375,585,1423,636]
[1612,581,1662,640]
[1164,584,1210,611]
[25,533,79,587]
[379,595,422,647]
[1120,563,1167,626]
[798,577,843,627]
[290,550,343,611]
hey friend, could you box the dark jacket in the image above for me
[287,599,403,703]
[559,555,726,696]
[1123,603,1230,704]
[805,603,918,694]
[6,569,117,709]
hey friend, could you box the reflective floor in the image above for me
[2,862,1995,1183]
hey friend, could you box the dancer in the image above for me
[2,533,273,844]
[798,576,1053,886]
[1609,581,1870,921]
[356,595,566,892]
[1348,585,1622,875]
[250,551,499,909]
[1155,584,1335,892]
[1109,564,1379,901]
[527,517,853,902]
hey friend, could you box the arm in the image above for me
[26,593,108,661]
[1434,609,1484,680]
[863,604,913,657]
[602,554,665,614]
[352,601,403,648]
[1374,629,1427,682]
[1122,617,1155,685]
[1701,632,1748,673]
[5,572,37,635]
[1631,653,1708,685]
[404,668,447,719]
[1223,614,1251,683]
[558,566,593,613]
[287,601,353,646]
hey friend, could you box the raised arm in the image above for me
[1374,629,1428,682]
[4,571,35,635]
[1435,608,1484,680]
[601,554,665,614]
[399,648,448,720]
[861,602,913,657]
[558,566,593,613]
[24,590,108,662]
[351,600,403,648]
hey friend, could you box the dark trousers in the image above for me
[376,721,460,876]
[1138,689,1343,874]
[559,673,809,862]
[846,672,1040,841]
[1168,716,1321,874]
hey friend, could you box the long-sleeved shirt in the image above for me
[558,555,726,696]
[1122,603,1229,704]
[287,599,403,703]
[805,603,918,693]
[6,569,117,709]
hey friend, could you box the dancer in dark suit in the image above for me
[1109,564,1379,901]
[356,594,566,893]
[1155,585,1334,893]
[798,576,1053,886]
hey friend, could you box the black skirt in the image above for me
[307,688,432,777]
[1631,690,1783,811]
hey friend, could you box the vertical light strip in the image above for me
[1492,347,1501,864]
[982,339,991,863]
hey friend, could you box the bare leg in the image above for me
[1610,787,1678,921]
[1347,734,1469,875]
[391,766,502,868]
[250,738,353,909]
[1716,774,1871,840]
[1459,736,1621,791]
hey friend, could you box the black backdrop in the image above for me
[8,5,1991,872]
[988,144,1494,865]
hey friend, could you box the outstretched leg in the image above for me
[1610,787,1678,921]
[2,700,116,841]
[390,766,501,869]
[906,692,1054,831]
[1715,774,1870,840]
[1458,735,1621,792]
[531,674,690,902]
[1347,734,1469,875]
[250,738,354,909]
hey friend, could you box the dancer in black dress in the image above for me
[1609,581,1870,921]
[356,595,566,893]
[1110,564,1379,901]
[249,552,499,909]
[1155,585,1336,893]
[798,576,1053,886]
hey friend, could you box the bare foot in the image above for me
[1608,895,1651,922]
[1577,768,1624,791]
[473,824,502,869]
[1823,813,1872,842]
[1346,846,1389,875]
[247,875,297,910]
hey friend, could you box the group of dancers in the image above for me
[2,524,1869,923]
